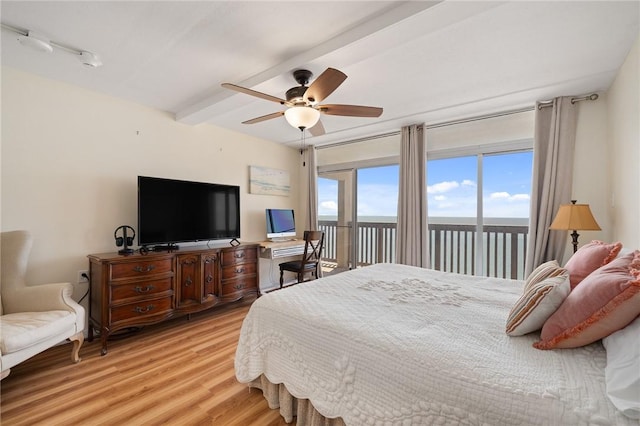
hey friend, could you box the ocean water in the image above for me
[319,215,528,226]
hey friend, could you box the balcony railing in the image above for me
[319,220,529,280]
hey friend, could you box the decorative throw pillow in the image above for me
[534,250,640,350]
[525,260,563,287]
[564,240,622,289]
[506,261,570,336]
[603,316,640,419]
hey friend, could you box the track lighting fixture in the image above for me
[2,23,102,68]
[18,31,53,53]
[79,51,102,68]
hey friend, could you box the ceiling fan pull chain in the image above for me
[300,129,306,167]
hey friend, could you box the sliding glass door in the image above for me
[356,165,399,265]
[427,155,478,274]
[482,151,532,279]
[318,164,399,273]
[318,170,355,274]
[427,150,532,279]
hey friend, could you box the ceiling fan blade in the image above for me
[221,83,285,104]
[242,111,284,124]
[308,119,325,137]
[319,104,383,117]
[303,68,347,104]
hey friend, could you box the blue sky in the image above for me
[318,151,533,218]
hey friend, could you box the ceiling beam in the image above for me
[175,1,441,125]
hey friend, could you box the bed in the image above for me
[235,263,635,425]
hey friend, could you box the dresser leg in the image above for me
[100,327,109,356]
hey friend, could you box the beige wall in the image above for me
[607,34,639,249]
[2,30,638,300]
[1,67,302,296]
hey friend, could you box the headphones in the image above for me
[114,225,135,255]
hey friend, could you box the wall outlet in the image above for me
[77,270,89,283]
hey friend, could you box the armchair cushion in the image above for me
[0,311,76,354]
[1,230,85,379]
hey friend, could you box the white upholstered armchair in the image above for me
[0,230,85,379]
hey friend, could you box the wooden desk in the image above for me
[259,239,306,259]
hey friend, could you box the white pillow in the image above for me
[603,315,640,419]
[505,261,570,336]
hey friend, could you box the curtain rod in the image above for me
[317,93,599,150]
[316,106,533,150]
[537,93,599,109]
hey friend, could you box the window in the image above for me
[357,165,398,265]
[427,150,532,279]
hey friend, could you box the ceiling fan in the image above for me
[221,68,383,136]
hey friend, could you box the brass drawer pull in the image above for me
[235,267,245,273]
[134,285,155,293]
[133,265,156,273]
[205,275,213,283]
[133,304,154,313]
[185,277,193,287]
[234,252,245,258]
[234,284,245,290]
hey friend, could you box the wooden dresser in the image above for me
[88,243,259,355]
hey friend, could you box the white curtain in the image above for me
[525,97,578,276]
[306,146,322,277]
[306,146,318,231]
[395,124,429,267]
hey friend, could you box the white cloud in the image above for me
[490,192,511,199]
[434,195,446,201]
[427,181,459,194]
[489,192,530,202]
[319,200,337,212]
[462,179,476,187]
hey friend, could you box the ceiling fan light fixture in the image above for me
[284,106,320,130]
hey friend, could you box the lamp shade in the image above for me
[284,106,320,130]
[549,201,601,231]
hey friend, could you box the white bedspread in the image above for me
[235,263,632,425]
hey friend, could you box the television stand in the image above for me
[152,243,180,251]
[88,243,260,355]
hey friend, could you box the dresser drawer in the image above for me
[220,276,257,297]
[110,258,173,280]
[221,262,257,280]
[110,277,173,302]
[221,248,257,266]
[110,296,173,324]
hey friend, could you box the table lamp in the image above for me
[549,200,601,253]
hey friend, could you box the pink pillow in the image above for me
[564,240,622,289]
[534,250,640,350]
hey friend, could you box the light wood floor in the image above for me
[0,297,289,425]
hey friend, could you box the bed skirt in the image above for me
[249,375,345,426]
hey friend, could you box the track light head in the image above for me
[18,31,53,53]
[80,51,102,68]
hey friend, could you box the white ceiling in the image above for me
[1,1,638,147]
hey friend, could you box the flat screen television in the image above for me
[265,208,296,241]
[138,176,240,247]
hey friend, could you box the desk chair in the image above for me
[279,230,325,288]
